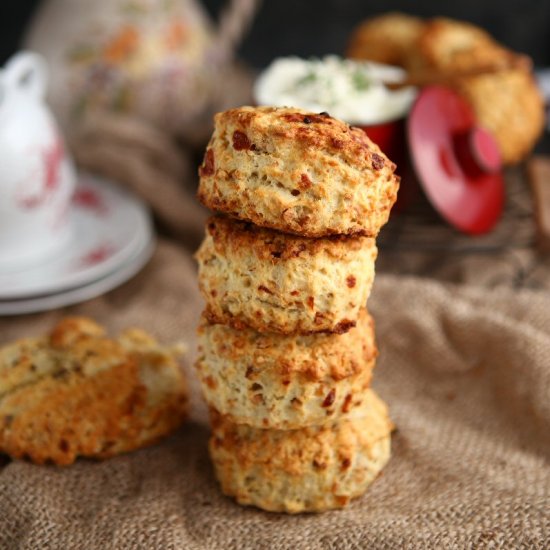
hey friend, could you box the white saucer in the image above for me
[0,237,155,315]
[0,173,152,299]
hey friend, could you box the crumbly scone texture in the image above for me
[0,317,188,465]
[196,308,377,429]
[197,106,399,238]
[457,69,545,165]
[195,215,377,334]
[346,12,424,67]
[209,389,392,513]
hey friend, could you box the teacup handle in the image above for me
[3,51,47,99]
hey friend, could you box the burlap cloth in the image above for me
[0,145,549,548]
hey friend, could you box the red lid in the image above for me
[407,86,504,235]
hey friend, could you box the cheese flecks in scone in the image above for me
[196,308,377,429]
[209,389,392,513]
[197,106,399,237]
[196,215,377,335]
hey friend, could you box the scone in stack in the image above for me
[195,107,399,513]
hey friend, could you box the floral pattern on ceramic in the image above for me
[25,0,256,137]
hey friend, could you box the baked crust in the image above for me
[345,14,543,164]
[408,18,543,164]
[196,308,377,429]
[457,69,545,165]
[197,106,399,237]
[406,17,523,74]
[195,215,377,334]
[0,317,188,465]
[209,389,392,513]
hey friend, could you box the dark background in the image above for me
[1,0,549,67]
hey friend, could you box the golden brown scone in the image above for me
[0,317,188,465]
[400,17,542,164]
[346,12,424,67]
[352,14,542,164]
[209,389,392,513]
[195,215,377,334]
[196,308,376,429]
[456,69,545,165]
[405,17,523,74]
[197,106,399,237]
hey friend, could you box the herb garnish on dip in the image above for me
[254,55,416,125]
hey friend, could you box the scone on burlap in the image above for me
[0,317,188,465]
[195,215,377,334]
[197,106,399,237]
[209,389,392,513]
[196,308,377,429]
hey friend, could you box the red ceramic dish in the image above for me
[356,118,406,172]
[356,117,419,212]
[407,86,504,235]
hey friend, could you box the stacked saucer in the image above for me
[0,173,154,315]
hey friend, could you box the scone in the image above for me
[406,18,543,164]
[195,215,377,334]
[405,17,525,75]
[346,12,424,67]
[196,308,376,429]
[209,389,392,513]
[197,106,399,237]
[456,69,544,165]
[0,317,188,465]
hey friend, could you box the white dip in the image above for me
[254,55,416,125]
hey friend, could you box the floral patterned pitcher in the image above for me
[24,0,258,138]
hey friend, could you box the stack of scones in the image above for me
[195,106,400,513]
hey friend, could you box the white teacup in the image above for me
[0,51,75,270]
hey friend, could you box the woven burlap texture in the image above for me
[0,127,549,548]
[0,244,548,548]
